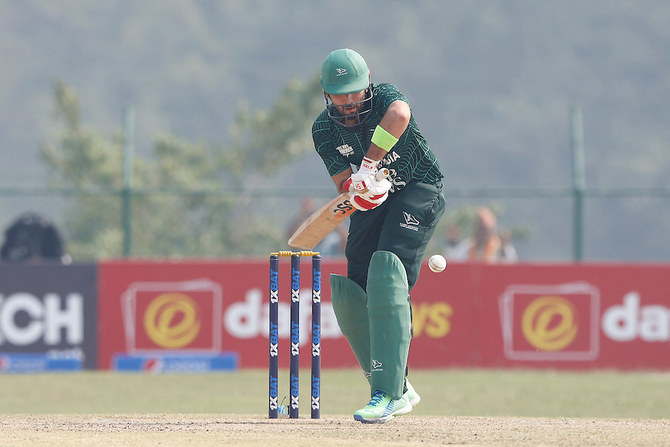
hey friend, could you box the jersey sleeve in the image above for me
[373,84,409,116]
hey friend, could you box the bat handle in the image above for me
[375,168,390,180]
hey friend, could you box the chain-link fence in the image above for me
[1,185,667,262]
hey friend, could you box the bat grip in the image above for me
[375,168,390,180]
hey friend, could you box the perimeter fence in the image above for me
[0,184,668,262]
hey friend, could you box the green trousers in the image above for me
[345,181,446,291]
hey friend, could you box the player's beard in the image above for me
[338,103,363,126]
[324,88,373,128]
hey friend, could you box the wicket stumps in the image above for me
[268,250,321,419]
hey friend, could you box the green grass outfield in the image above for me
[1,368,669,418]
[2,369,670,446]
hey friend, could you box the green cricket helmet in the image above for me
[321,49,370,94]
[320,48,373,127]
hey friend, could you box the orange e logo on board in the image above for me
[121,279,223,353]
[521,295,578,352]
[499,282,600,362]
[144,293,201,349]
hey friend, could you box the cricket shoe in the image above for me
[405,380,421,407]
[353,390,412,423]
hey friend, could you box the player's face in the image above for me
[328,90,367,124]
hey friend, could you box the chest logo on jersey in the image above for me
[336,144,354,157]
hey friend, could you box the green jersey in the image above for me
[312,83,443,193]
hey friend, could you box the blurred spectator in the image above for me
[1,212,71,264]
[287,198,347,257]
[443,223,468,261]
[498,228,518,263]
[463,207,501,262]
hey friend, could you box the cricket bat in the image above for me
[288,169,389,250]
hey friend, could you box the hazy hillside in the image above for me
[1,0,669,260]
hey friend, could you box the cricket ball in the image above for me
[428,254,447,273]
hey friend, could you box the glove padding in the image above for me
[358,176,392,199]
[344,169,392,197]
[348,157,379,193]
[344,167,392,212]
[349,176,392,211]
[351,190,389,211]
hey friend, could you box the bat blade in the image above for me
[287,192,355,250]
[288,168,389,250]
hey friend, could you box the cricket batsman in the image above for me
[312,48,446,423]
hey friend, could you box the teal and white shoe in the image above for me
[405,380,421,407]
[353,390,413,423]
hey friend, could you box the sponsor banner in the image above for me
[0,264,98,369]
[476,262,670,369]
[0,353,83,373]
[113,353,238,373]
[97,260,354,370]
[98,260,670,370]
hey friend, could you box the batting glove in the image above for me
[350,190,389,211]
[357,176,392,200]
[347,157,379,193]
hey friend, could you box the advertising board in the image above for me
[97,260,670,370]
[0,264,97,370]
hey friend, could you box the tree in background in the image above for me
[41,78,323,259]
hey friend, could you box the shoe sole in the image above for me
[353,402,413,424]
[354,414,393,423]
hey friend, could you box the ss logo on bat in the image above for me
[334,200,354,215]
